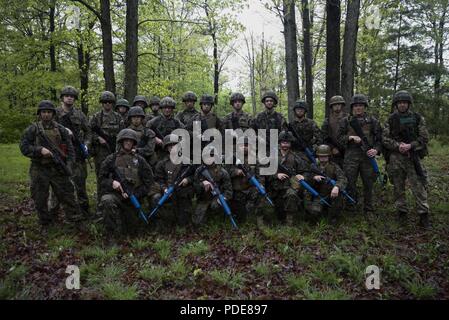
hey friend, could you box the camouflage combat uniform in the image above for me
[322,96,347,168]
[193,164,233,226]
[337,95,382,213]
[20,101,83,226]
[382,91,430,224]
[98,130,154,236]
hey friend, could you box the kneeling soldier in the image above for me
[98,129,153,236]
[306,145,347,224]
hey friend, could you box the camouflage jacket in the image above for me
[290,116,323,151]
[185,111,223,134]
[382,111,429,159]
[146,114,184,138]
[194,165,232,201]
[321,112,347,151]
[127,124,157,165]
[268,149,309,191]
[337,113,382,154]
[308,161,347,196]
[20,120,75,169]
[99,149,153,199]
[55,106,92,161]
[175,108,200,126]
[221,111,253,131]
[154,156,195,192]
[253,109,288,132]
[89,109,124,153]
[226,157,264,192]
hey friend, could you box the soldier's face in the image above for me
[39,110,54,121]
[352,104,365,116]
[318,156,329,164]
[264,99,275,110]
[185,101,195,109]
[280,141,291,151]
[332,104,343,113]
[233,100,243,111]
[63,95,75,106]
[397,101,410,113]
[201,104,212,114]
[102,101,113,111]
[122,139,135,151]
[135,101,147,109]
[131,116,142,126]
[151,104,160,112]
[295,108,306,118]
[162,106,173,117]
[118,106,128,114]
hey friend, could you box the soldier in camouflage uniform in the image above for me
[226,137,262,222]
[382,90,430,227]
[337,94,382,214]
[322,95,347,168]
[222,92,253,131]
[126,106,157,167]
[52,86,92,215]
[89,91,124,198]
[98,129,153,236]
[306,145,347,224]
[146,97,184,159]
[152,134,195,226]
[253,91,288,154]
[116,98,130,125]
[144,96,161,125]
[175,91,200,126]
[193,150,233,227]
[265,131,309,225]
[185,94,223,134]
[20,100,83,227]
[289,99,322,163]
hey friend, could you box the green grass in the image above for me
[152,239,172,263]
[102,282,139,300]
[80,245,120,263]
[209,269,246,291]
[179,240,210,257]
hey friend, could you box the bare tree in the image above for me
[124,0,138,101]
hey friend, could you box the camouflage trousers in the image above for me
[30,164,83,225]
[193,198,224,226]
[305,194,344,218]
[387,153,429,216]
[93,147,112,198]
[230,189,260,222]
[269,187,302,223]
[99,193,142,236]
[150,187,194,226]
[48,161,89,215]
[344,150,376,212]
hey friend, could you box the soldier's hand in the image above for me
[366,149,378,158]
[332,148,340,156]
[331,186,339,198]
[112,180,124,194]
[122,192,129,200]
[277,173,289,181]
[98,136,107,145]
[314,175,325,182]
[41,147,53,158]
[399,143,412,154]
[236,169,245,177]
[156,137,163,145]
[179,178,189,187]
[349,136,362,144]
[295,174,305,181]
[202,180,212,192]
[66,128,73,136]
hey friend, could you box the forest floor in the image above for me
[0,141,448,300]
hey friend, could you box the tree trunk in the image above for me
[124,0,138,101]
[49,0,57,101]
[302,0,314,119]
[325,0,341,117]
[283,0,300,122]
[212,32,219,105]
[100,0,116,93]
[77,41,90,115]
[341,0,360,114]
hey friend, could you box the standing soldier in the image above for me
[185,94,223,134]
[382,91,430,227]
[306,145,347,224]
[253,91,288,154]
[222,92,253,131]
[322,95,347,168]
[98,129,153,237]
[20,100,83,227]
[193,150,233,227]
[175,91,200,126]
[337,94,382,214]
[89,91,123,198]
[132,95,149,111]
[265,131,309,226]
[289,99,322,164]
[146,97,184,159]
[127,106,157,167]
[144,96,161,125]
[152,134,195,226]
[116,98,131,125]
[54,86,92,216]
